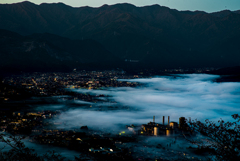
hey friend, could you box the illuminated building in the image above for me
[166,129,171,136]
[140,116,192,136]
[169,122,178,129]
[141,116,170,136]
[154,127,158,136]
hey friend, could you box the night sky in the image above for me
[0,0,240,13]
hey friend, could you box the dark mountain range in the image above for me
[0,1,240,72]
[0,29,119,74]
[209,66,240,82]
[211,66,240,75]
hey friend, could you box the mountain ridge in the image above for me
[0,1,240,72]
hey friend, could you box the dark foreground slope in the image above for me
[0,29,119,75]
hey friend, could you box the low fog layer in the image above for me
[45,74,240,132]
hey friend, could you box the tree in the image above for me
[188,114,240,161]
[0,133,67,161]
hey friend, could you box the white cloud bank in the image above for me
[50,74,240,132]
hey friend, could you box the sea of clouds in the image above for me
[43,74,240,132]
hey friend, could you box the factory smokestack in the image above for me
[168,116,170,125]
[163,116,165,125]
[189,117,191,123]
[153,116,155,123]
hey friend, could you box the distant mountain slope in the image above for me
[0,1,240,70]
[0,29,118,74]
[211,66,240,75]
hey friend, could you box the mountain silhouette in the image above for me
[0,29,119,74]
[0,1,240,72]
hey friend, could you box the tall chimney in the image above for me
[153,116,155,123]
[168,116,170,125]
[162,116,165,125]
[189,117,191,123]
